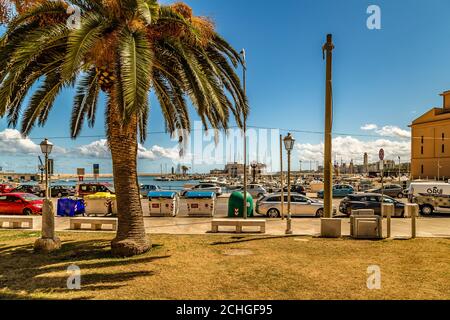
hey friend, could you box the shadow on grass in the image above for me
[0,238,169,299]
[210,235,299,246]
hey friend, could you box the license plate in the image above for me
[152,204,160,208]
[191,204,199,209]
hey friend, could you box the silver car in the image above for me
[256,193,337,218]
[181,183,222,196]
[235,184,267,198]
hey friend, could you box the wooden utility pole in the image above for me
[323,34,334,218]
[241,49,248,219]
[280,135,284,220]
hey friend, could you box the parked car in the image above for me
[317,184,354,198]
[339,193,405,217]
[411,192,450,215]
[0,193,43,215]
[10,184,41,195]
[277,185,306,196]
[256,193,337,218]
[234,184,267,198]
[365,184,404,198]
[0,184,14,193]
[77,183,115,197]
[140,184,161,197]
[181,183,222,196]
[38,185,74,198]
[407,182,450,198]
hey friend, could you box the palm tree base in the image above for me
[111,237,151,257]
[34,237,62,253]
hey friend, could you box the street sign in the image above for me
[379,149,385,161]
[93,164,100,181]
[77,168,85,182]
[48,159,54,175]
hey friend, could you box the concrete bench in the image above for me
[0,216,34,229]
[70,217,117,231]
[211,219,266,234]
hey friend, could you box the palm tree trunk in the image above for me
[107,97,150,257]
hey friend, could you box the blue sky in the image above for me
[1,0,450,174]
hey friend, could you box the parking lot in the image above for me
[2,195,447,238]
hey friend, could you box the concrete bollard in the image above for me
[405,203,419,239]
[320,218,342,238]
[381,203,394,238]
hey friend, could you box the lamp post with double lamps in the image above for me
[240,48,248,219]
[34,138,61,252]
[284,133,295,235]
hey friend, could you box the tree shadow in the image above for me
[210,235,299,245]
[0,238,170,299]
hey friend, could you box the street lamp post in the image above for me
[284,133,295,235]
[398,156,401,184]
[240,49,248,219]
[34,138,61,252]
[251,161,258,183]
[40,139,53,199]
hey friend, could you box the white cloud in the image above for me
[360,123,410,138]
[295,136,410,163]
[0,129,40,155]
[77,139,110,158]
[361,124,378,131]
[375,125,411,138]
[76,139,182,161]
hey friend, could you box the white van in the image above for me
[408,182,450,198]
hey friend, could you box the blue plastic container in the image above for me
[147,191,178,199]
[184,191,216,199]
[57,197,85,217]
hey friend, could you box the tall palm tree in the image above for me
[0,0,247,256]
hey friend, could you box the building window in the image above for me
[421,136,424,144]
[442,133,445,141]
[421,146,424,155]
[442,144,445,153]
[421,165,424,174]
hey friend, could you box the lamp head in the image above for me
[40,138,53,155]
[283,133,295,151]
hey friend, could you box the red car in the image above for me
[0,184,14,193]
[0,193,43,215]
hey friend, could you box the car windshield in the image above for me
[20,194,41,201]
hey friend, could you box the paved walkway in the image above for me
[8,214,450,238]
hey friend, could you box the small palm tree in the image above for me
[0,0,247,256]
[181,165,189,176]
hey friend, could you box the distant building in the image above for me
[0,172,39,182]
[210,162,267,178]
[410,90,450,179]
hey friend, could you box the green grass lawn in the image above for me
[0,230,448,300]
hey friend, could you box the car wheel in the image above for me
[316,208,324,218]
[23,208,32,216]
[421,205,433,216]
[267,208,280,218]
[397,192,403,199]
[57,192,62,198]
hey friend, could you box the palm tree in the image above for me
[181,165,189,176]
[0,0,247,256]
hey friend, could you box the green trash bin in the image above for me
[228,191,254,217]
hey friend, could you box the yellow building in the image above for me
[410,90,450,179]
